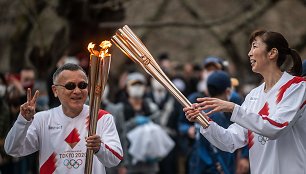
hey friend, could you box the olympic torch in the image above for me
[111,25,209,128]
[85,41,112,174]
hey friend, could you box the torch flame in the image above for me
[87,42,99,57]
[87,40,112,58]
[88,42,95,50]
[99,41,112,57]
[99,40,112,50]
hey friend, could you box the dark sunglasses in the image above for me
[54,82,88,90]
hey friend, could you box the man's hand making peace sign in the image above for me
[20,88,39,121]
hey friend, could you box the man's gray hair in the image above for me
[53,63,87,84]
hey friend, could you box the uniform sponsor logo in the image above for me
[63,159,83,169]
[48,125,62,130]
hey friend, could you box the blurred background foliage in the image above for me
[0,0,305,84]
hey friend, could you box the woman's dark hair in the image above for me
[249,29,302,76]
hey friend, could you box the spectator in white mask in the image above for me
[115,72,162,174]
[147,77,179,174]
[197,57,224,93]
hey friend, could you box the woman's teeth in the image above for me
[250,59,256,66]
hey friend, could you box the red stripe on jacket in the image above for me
[86,109,110,129]
[105,144,123,160]
[277,77,305,104]
[90,110,122,160]
[258,102,288,128]
[247,130,254,149]
[40,153,56,174]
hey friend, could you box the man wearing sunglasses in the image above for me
[4,63,123,174]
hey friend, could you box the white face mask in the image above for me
[151,78,165,92]
[0,84,6,97]
[227,95,231,101]
[127,85,145,98]
[197,70,213,92]
[201,70,213,80]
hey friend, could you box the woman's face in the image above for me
[248,36,269,74]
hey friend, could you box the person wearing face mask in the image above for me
[183,57,224,131]
[188,71,239,174]
[149,78,168,107]
[20,67,35,91]
[146,77,180,174]
[5,67,38,174]
[197,57,224,94]
[99,84,126,174]
[177,57,223,173]
[6,67,36,117]
[114,72,162,174]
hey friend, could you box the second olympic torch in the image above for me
[111,25,209,128]
[85,41,112,174]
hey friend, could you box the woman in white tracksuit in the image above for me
[184,30,306,174]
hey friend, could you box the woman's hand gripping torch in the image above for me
[85,41,112,174]
[111,25,209,128]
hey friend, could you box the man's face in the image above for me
[52,70,88,116]
[20,69,35,89]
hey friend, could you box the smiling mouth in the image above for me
[250,59,256,66]
[71,97,83,101]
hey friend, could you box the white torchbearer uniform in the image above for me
[201,72,306,174]
[5,105,123,174]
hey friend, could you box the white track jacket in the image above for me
[201,72,306,174]
[5,105,123,174]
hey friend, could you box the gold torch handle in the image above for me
[85,42,112,174]
[111,25,209,128]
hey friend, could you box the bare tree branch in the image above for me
[138,0,171,41]
[178,0,252,26]
[225,0,281,39]
[99,21,211,29]
[178,0,282,80]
